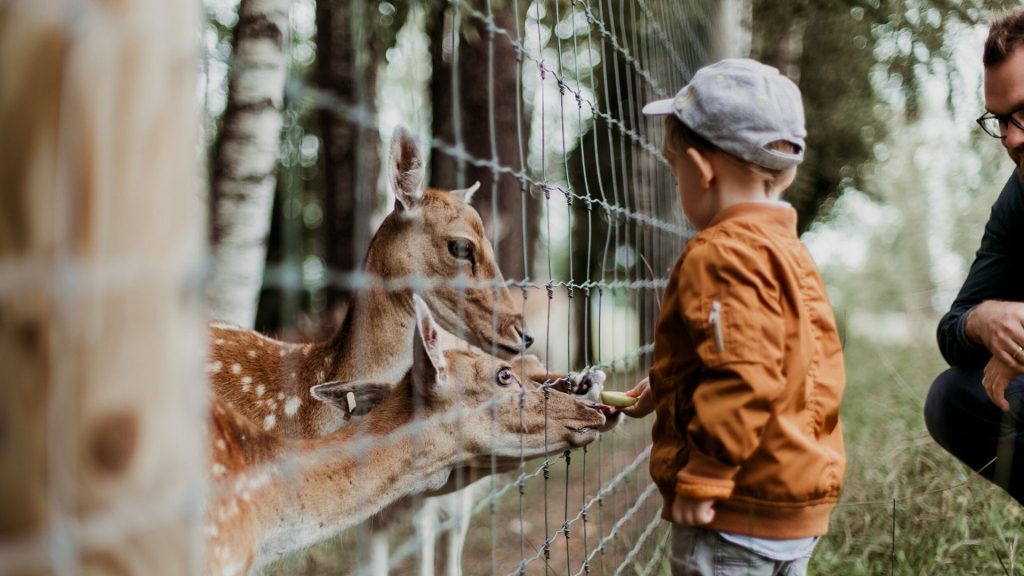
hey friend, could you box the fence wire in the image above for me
[6,1,1022,575]
[255,1,707,573]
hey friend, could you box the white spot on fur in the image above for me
[216,439,227,451]
[249,472,271,489]
[284,396,301,417]
[241,376,252,392]
[263,414,276,430]
[247,350,257,358]
[212,463,226,477]
[231,363,241,375]
[290,372,297,380]
[256,384,265,397]
[316,370,325,383]
[214,338,225,345]
[205,361,223,374]
[277,392,285,400]
[278,348,287,357]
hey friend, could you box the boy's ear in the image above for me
[686,147,715,189]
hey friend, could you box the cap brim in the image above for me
[641,99,674,116]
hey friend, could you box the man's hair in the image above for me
[984,9,1024,68]
[662,116,797,181]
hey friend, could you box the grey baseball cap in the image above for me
[642,58,806,171]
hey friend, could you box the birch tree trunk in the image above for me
[715,0,753,59]
[0,0,205,572]
[208,0,291,327]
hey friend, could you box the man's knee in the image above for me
[924,368,973,443]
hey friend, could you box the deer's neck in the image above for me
[328,289,415,384]
[252,419,456,567]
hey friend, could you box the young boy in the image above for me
[620,59,846,575]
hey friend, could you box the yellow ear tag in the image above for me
[344,391,357,421]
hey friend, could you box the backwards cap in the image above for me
[642,58,806,171]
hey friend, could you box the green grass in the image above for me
[810,335,1023,575]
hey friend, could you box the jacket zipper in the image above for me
[709,300,725,353]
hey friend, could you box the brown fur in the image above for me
[204,305,611,575]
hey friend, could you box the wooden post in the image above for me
[0,0,205,573]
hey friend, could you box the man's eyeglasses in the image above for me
[976,108,1024,139]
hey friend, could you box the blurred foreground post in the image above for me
[0,0,206,573]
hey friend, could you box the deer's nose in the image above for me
[516,328,534,349]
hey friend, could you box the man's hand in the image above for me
[983,356,1024,411]
[965,300,1024,369]
[620,377,654,418]
[671,496,715,526]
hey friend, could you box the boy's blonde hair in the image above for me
[663,116,798,184]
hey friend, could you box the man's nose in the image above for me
[1004,119,1024,149]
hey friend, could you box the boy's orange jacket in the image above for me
[648,202,845,539]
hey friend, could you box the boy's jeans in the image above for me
[670,525,810,576]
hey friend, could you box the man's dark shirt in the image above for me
[938,168,1024,368]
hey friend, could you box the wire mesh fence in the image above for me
[2,0,715,572]
[216,0,713,573]
[6,0,1024,575]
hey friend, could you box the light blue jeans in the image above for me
[670,525,811,576]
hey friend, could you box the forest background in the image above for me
[201,0,1022,573]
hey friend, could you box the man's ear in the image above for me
[388,124,426,211]
[310,380,392,418]
[686,147,715,189]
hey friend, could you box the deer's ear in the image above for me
[310,380,392,417]
[411,295,447,391]
[388,124,426,211]
[449,181,480,205]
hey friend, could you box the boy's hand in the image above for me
[672,496,715,526]
[619,377,654,418]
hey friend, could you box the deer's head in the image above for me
[312,297,609,463]
[363,126,531,358]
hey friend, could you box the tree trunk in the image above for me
[428,5,538,282]
[0,0,205,572]
[316,0,383,311]
[208,0,290,327]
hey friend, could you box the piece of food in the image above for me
[600,390,638,408]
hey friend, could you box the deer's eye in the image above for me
[448,239,475,261]
[495,367,515,387]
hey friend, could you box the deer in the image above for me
[205,298,617,576]
[206,125,595,438]
[205,125,612,574]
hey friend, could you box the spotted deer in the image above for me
[206,125,539,437]
[205,125,608,574]
[206,298,616,575]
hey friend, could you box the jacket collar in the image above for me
[704,201,798,236]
